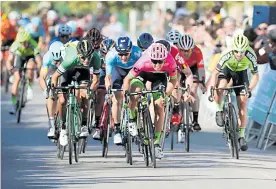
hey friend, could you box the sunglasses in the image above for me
[151,59,164,64]
[118,52,130,57]
[60,35,69,38]
[233,50,245,54]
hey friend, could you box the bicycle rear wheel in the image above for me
[101,103,110,158]
[4,69,9,93]
[74,141,79,163]
[17,79,26,123]
[228,104,239,159]
[170,129,174,151]
[87,98,95,135]
[127,128,133,165]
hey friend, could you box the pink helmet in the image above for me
[148,43,168,60]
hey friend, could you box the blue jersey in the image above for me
[49,36,78,48]
[106,46,142,75]
[24,23,45,39]
[42,51,57,71]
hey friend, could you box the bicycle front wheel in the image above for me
[145,109,156,168]
[184,102,190,152]
[17,80,26,123]
[67,105,73,164]
[228,104,239,159]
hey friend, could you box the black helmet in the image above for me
[77,37,94,57]
[155,39,171,52]
[137,32,154,50]
[86,28,103,46]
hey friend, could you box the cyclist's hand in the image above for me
[184,94,195,103]
[105,82,111,91]
[51,80,57,88]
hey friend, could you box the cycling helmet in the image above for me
[31,17,41,26]
[100,38,115,54]
[16,30,31,42]
[115,36,132,53]
[66,20,77,33]
[76,38,94,57]
[148,43,168,60]
[232,34,249,52]
[166,30,182,44]
[137,32,154,50]
[178,34,195,50]
[49,41,63,61]
[58,24,72,36]
[86,28,103,45]
[8,11,20,20]
[155,39,171,52]
[47,10,58,20]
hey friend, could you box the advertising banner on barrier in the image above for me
[249,70,276,125]
[268,93,276,124]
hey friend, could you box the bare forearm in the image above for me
[249,73,259,91]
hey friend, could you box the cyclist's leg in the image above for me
[232,70,249,151]
[111,67,128,144]
[10,55,24,114]
[26,56,36,100]
[128,76,144,136]
[171,71,183,125]
[214,67,230,127]
[190,65,201,130]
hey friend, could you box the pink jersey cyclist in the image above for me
[129,52,177,80]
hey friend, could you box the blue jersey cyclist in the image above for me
[101,36,142,145]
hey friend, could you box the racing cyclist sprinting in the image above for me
[51,38,101,146]
[122,43,178,159]
[39,41,64,138]
[209,34,259,151]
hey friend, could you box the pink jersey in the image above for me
[129,52,177,79]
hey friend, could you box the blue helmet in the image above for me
[137,32,154,50]
[115,36,132,53]
[100,38,115,54]
[31,17,41,26]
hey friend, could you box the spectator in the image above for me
[151,8,165,39]
[223,17,243,47]
[101,14,125,40]
[254,23,270,64]
[165,9,174,34]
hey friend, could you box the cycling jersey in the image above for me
[1,19,17,42]
[24,23,45,41]
[48,36,78,47]
[105,46,142,75]
[57,44,101,75]
[216,46,258,73]
[170,44,189,70]
[42,51,58,71]
[129,52,177,80]
[183,45,204,69]
[9,38,39,57]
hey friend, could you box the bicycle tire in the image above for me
[67,105,73,164]
[127,127,133,165]
[74,141,79,163]
[87,98,95,135]
[228,104,239,159]
[146,109,156,168]
[78,138,85,155]
[161,99,172,151]
[170,130,174,151]
[17,79,26,123]
[101,103,109,158]
[144,144,149,167]
[184,102,190,152]
[105,103,112,158]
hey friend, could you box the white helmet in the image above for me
[8,11,20,20]
[49,41,63,60]
[178,34,195,50]
[58,24,72,36]
[166,30,182,44]
[47,10,58,20]
[66,20,77,33]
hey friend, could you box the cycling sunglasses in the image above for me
[60,35,70,38]
[151,59,164,64]
[118,52,130,57]
[233,50,245,54]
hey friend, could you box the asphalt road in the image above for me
[1,83,276,189]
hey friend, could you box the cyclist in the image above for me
[24,17,45,48]
[51,38,101,146]
[166,29,182,46]
[209,34,259,151]
[85,28,104,53]
[104,36,142,144]
[39,41,63,138]
[92,38,115,140]
[137,32,154,52]
[122,43,177,158]
[49,24,72,46]
[7,30,41,114]
[177,34,207,131]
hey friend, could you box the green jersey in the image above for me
[57,45,101,75]
[216,46,258,73]
[10,38,39,57]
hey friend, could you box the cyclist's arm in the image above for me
[166,63,178,96]
[182,66,193,88]
[196,50,206,82]
[105,53,115,89]
[246,48,259,91]
[89,53,101,91]
[39,52,50,91]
